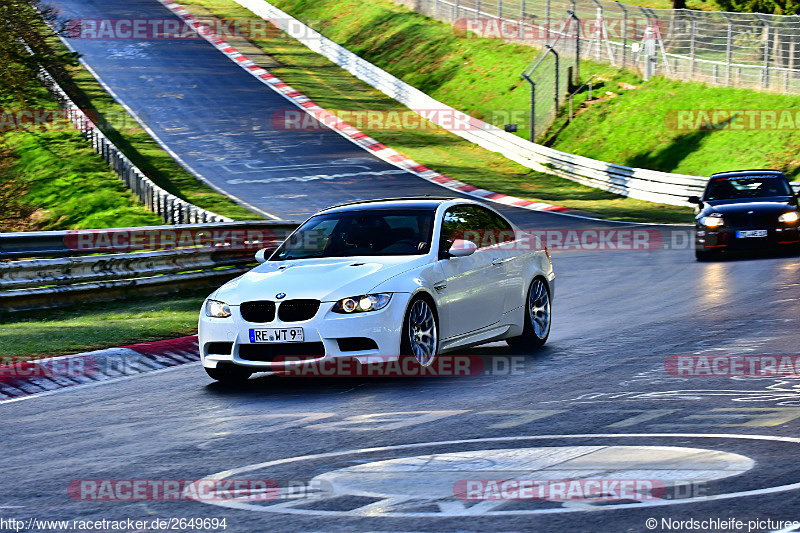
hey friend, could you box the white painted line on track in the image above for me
[191,433,800,517]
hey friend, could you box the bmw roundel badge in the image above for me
[276,293,286,300]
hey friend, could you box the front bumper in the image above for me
[198,294,411,370]
[696,225,800,251]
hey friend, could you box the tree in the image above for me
[714,0,799,14]
[0,0,76,105]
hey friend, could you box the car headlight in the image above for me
[332,293,392,314]
[700,214,724,228]
[205,299,231,318]
[779,211,799,223]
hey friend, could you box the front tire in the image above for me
[507,277,551,350]
[400,296,439,366]
[205,364,252,384]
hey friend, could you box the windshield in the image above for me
[704,175,792,201]
[270,209,435,261]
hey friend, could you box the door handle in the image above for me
[492,258,504,266]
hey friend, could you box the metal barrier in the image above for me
[0,221,298,311]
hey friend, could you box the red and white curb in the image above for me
[0,336,200,402]
[156,0,574,214]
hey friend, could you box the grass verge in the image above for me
[544,70,800,179]
[0,32,260,231]
[182,0,694,223]
[0,289,206,359]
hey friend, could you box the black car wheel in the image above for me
[205,364,252,384]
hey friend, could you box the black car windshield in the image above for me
[270,209,436,260]
[705,175,793,201]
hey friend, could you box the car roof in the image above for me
[709,170,788,180]
[319,197,473,214]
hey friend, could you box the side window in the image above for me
[471,206,515,247]
[439,205,515,252]
[440,206,475,252]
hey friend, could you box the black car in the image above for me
[689,170,800,260]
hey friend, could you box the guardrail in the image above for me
[0,221,298,311]
[234,0,710,207]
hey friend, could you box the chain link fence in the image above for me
[394,0,800,138]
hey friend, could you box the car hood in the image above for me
[213,255,432,305]
[701,199,794,216]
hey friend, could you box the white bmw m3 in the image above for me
[199,197,555,383]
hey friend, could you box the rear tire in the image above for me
[205,364,252,384]
[506,277,551,350]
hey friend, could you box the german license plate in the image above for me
[736,230,768,238]
[249,328,304,343]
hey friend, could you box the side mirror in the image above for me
[255,248,269,263]
[687,196,701,205]
[449,239,477,257]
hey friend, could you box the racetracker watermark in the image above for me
[452,479,714,501]
[67,479,330,501]
[62,227,290,252]
[0,356,97,382]
[0,109,148,132]
[270,355,526,377]
[665,355,800,377]
[665,109,800,130]
[65,18,321,40]
[452,17,662,40]
[270,109,528,131]
[449,229,686,251]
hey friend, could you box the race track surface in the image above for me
[5,0,800,531]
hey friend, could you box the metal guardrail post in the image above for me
[616,1,628,67]
[568,10,580,84]
[759,15,771,89]
[522,72,536,142]
[721,11,733,86]
[549,45,560,119]
[687,10,697,77]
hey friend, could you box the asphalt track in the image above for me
[4,0,800,531]
[48,0,594,225]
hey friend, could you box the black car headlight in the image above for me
[779,211,799,224]
[700,214,724,228]
[332,293,392,314]
[205,299,231,318]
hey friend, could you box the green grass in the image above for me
[543,70,800,179]
[182,0,694,223]
[0,32,260,232]
[1,129,165,230]
[0,290,207,358]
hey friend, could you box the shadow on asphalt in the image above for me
[202,344,554,397]
[700,246,800,262]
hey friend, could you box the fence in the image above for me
[0,221,298,311]
[395,0,800,138]
[35,66,232,225]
